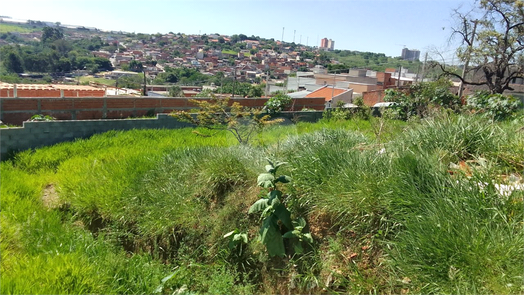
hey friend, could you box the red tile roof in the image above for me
[306,86,348,102]
[0,82,103,91]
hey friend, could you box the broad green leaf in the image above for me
[248,198,269,213]
[269,195,281,206]
[282,231,297,239]
[235,233,248,244]
[257,173,275,188]
[268,190,282,201]
[265,164,275,173]
[293,217,307,228]
[303,233,313,243]
[274,203,293,230]
[261,204,274,217]
[260,216,285,257]
[276,175,292,184]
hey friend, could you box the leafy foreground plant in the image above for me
[172,96,281,144]
[248,159,312,257]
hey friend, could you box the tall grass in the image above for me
[1,115,522,294]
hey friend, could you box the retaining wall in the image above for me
[0,111,324,159]
[0,96,326,125]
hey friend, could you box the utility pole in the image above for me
[299,35,302,45]
[142,70,147,96]
[265,69,270,97]
[293,30,296,43]
[232,69,236,98]
[331,70,336,106]
[415,62,421,83]
[397,66,402,87]
[458,20,478,99]
[420,52,428,82]
[282,27,285,43]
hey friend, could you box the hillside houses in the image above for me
[1,25,422,107]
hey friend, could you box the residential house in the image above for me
[306,85,353,108]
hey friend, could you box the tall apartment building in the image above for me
[401,48,420,61]
[320,38,328,49]
[320,38,335,51]
[327,39,335,51]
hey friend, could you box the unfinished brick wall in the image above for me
[0,96,326,125]
[362,90,386,107]
[0,88,106,98]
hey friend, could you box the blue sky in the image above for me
[2,0,471,59]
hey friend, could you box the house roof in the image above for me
[305,85,349,102]
[0,82,103,91]
[288,90,312,98]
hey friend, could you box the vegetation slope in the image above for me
[1,113,523,294]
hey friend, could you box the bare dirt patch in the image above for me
[42,184,60,209]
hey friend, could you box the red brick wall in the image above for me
[0,88,106,98]
[1,96,326,125]
[362,90,386,107]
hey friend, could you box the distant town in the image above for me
[0,15,522,114]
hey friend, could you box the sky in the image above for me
[2,0,473,60]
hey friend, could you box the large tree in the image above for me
[4,51,24,73]
[41,27,64,44]
[440,0,524,94]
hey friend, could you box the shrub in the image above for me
[385,79,460,120]
[466,91,522,120]
[29,114,56,121]
[172,96,279,144]
[264,93,292,114]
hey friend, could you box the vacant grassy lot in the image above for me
[0,23,38,34]
[78,75,116,86]
[1,114,523,294]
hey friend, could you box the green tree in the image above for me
[3,51,24,73]
[247,84,264,98]
[439,0,524,94]
[230,34,240,43]
[58,57,72,72]
[168,86,184,97]
[86,63,99,75]
[117,74,143,89]
[41,27,63,44]
[128,60,143,72]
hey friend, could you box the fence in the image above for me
[0,96,327,125]
[0,112,324,159]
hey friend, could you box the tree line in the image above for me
[0,27,113,75]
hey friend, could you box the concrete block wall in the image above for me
[0,114,191,158]
[0,111,323,159]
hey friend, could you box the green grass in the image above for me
[78,75,116,86]
[221,49,237,55]
[0,23,38,34]
[1,113,523,294]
